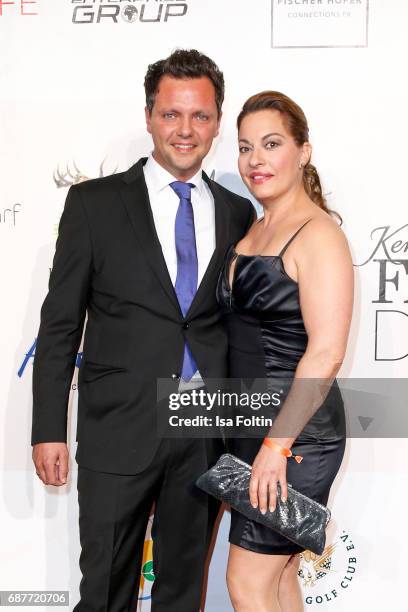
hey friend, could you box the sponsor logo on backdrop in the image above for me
[71,0,188,24]
[271,0,369,48]
[0,0,38,16]
[1,203,21,227]
[18,340,82,384]
[356,224,408,361]
[299,529,358,605]
[138,517,154,602]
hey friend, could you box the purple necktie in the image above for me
[170,181,198,382]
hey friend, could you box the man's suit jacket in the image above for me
[32,157,255,474]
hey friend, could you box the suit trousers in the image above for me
[73,437,222,612]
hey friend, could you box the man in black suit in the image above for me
[32,49,254,611]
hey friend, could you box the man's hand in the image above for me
[32,443,69,486]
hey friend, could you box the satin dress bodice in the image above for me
[216,221,345,440]
[217,247,308,378]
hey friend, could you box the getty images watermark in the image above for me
[157,377,408,439]
[167,387,282,429]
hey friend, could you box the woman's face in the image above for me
[238,109,309,203]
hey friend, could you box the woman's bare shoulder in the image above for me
[301,210,349,252]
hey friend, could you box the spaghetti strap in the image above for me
[278,218,313,258]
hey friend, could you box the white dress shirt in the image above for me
[144,154,215,286]
[143,154,216,385]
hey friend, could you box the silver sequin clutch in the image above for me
[196,453,331,555]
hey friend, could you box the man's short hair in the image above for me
[144,49,224,116]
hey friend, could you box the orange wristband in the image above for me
[262,439,303,464]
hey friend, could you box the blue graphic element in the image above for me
[18,339,82,377]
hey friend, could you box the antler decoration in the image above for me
[99,157,118,178]
[53,161,89,188]
[53,158,118,188]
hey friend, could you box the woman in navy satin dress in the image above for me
[216,92,354,612]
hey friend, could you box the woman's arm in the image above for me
[249,217,354,513]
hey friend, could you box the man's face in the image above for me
[145,75,221,181]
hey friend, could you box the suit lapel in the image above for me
[186,172,231,318]
[119,160,231,319]
[118,158,182,315]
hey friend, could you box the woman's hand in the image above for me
[249,444,288,513]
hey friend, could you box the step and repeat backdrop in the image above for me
[1,0,407,610]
